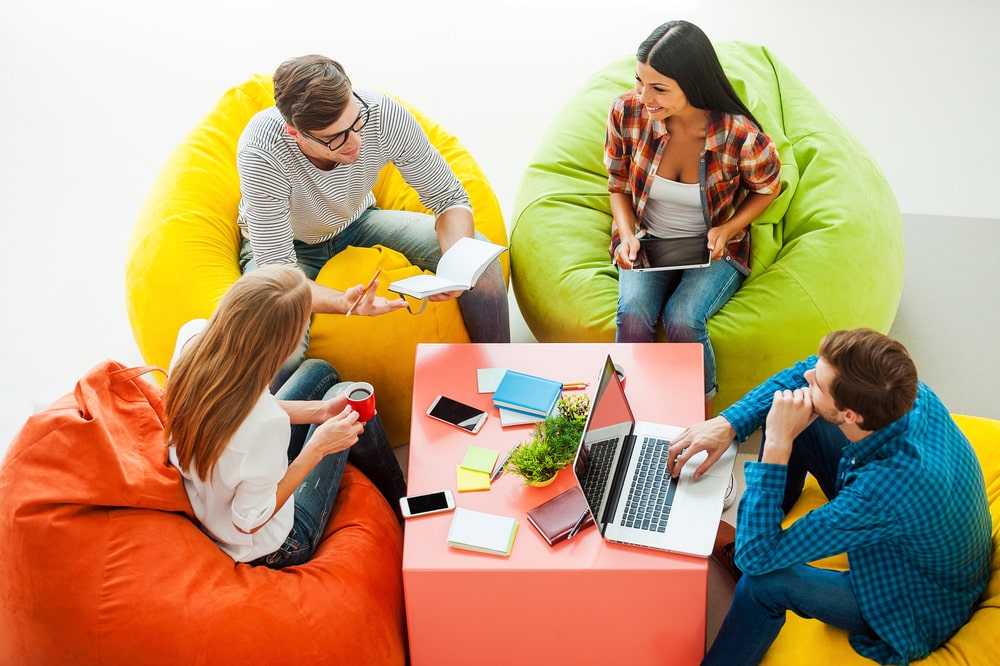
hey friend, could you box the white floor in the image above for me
[886,215,999,421]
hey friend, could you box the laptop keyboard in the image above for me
[580,437,617,505]
[621,436,676,533]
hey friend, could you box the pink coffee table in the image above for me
[404,343,708,665]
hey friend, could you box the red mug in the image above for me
[345,381,376,422]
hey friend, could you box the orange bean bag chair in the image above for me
[0,361,406,664]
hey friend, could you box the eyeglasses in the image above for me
[301,92,370,151]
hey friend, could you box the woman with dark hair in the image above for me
[606,20,781,421]
[164,265,405,568]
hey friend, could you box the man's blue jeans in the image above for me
[702,565,874,665]
[701,419,878,665]
[616,258,743,399]
[253,359,406,570]
[240,206,511,348]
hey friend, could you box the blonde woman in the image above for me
[164,265,405,568]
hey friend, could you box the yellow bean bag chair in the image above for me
[762,414,1000,664]
[126,75,508,444]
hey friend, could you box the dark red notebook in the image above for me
[525,486,594,546]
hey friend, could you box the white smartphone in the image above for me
[399,489,456,519]
[426,395,489,434]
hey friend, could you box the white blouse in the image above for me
[167,320,294,562]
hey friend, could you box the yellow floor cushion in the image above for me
[762,414,1000,664]
[125,75,507,444]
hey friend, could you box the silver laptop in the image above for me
[631,235,711,272]
[571,355,736,557]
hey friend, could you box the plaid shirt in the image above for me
[605,91,780,275]
[722,357,992,664]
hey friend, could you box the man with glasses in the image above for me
[236,54,510,361]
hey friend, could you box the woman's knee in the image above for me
[293,359,341,392]
[661,310,706,343]
[298,358,337,378]
[616,310,659,341]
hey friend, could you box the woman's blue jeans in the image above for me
[616,258,743,399]
[702,418,877,664]
[253,359,406,570]
[240,206,511,377]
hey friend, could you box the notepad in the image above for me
[492,370,563,418]
[460,446,500,474]
[447,507,519,556]
[476,367,507,393]
[526,486,595,546]
[498,407,547,427]
[456,465,491,492]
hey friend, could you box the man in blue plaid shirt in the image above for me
[668,329,991,665]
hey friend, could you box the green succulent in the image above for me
[557,393,591,423]
[504,394,591,485]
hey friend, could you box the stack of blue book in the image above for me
[491,370,563,418]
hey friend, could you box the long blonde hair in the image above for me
[164,265,312,480]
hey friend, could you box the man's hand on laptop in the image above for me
[667,416,737,480]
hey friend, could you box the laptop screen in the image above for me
[572,355,635,533]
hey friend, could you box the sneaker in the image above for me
[723,472,737,510]
[712,520,741,581]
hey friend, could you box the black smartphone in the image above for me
[426,395,489,434]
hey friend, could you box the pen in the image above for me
[562,382,589,390]
[568,508,590,539]
[345,268,382,317]
[490,444,519,482]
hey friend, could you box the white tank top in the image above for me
[642,175,706,238]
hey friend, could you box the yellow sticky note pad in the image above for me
[456,465,491,492]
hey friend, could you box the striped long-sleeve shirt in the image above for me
[722,357,992,664]
[236,88,472,267]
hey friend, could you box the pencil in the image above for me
[490,444,520,482]
[562,382,589,390]
[345,268,382,317]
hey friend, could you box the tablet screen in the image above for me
[633,236,710,271]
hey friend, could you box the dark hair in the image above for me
[272,55,352,132]
[818,328,919,432]
[636,20,762,129]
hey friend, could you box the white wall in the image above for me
[2,0,998,450]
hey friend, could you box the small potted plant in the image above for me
[504,394,590,487]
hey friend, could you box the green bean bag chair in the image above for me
[510,41,903,413]
[126,75,508,445]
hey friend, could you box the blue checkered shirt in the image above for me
[721,356,992,664]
